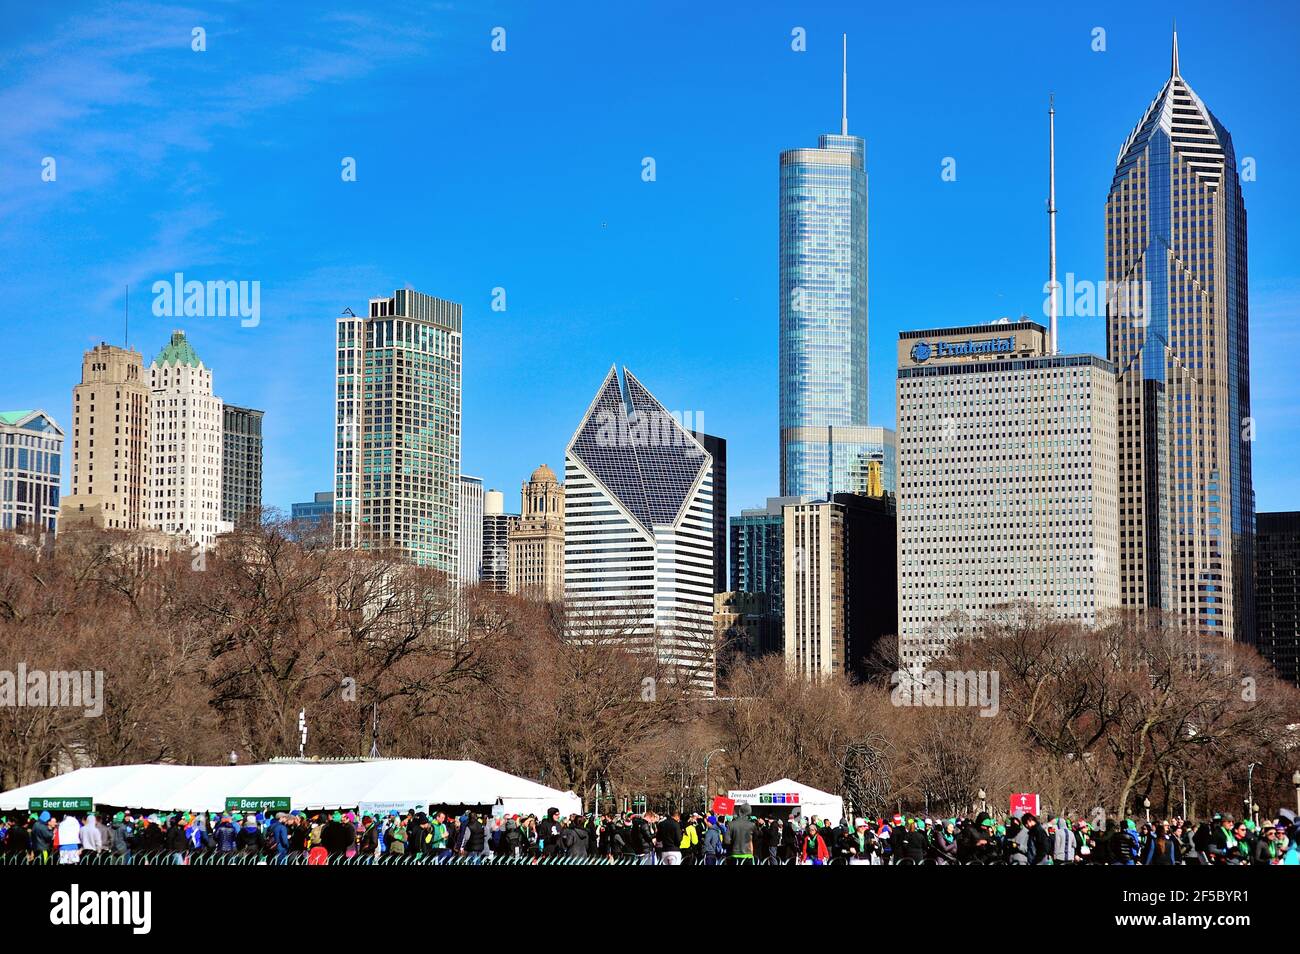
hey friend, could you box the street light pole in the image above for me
[702,748,726,813]
[1292,770,1300,816]
[1246,762,1258,823]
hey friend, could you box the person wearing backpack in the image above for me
[701,815,724,865]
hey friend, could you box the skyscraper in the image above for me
[730,498,790,611]
[784,491,895,680]
[564,367,716,691]
[779,36,870,498]
[1107,30,1254,642]
[148,330,228,549]
[0,410,62,535]
[1255,512,1300,687]
[61,343,151,532]
[459,475,484,583]
[508,464,565,601]
[334,289,462,573]
[221,404,264,525]
[698,433,727,592]
[481,489,518,592]
[896,321,1120,666]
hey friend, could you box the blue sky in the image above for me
[2,0,1298,519]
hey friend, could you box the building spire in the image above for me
[1171,20,1180,77]
[841,33,848,136]
[1048,94,1058,356]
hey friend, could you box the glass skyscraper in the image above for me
[1107,31,1254,643]
[0,410,62,534]
[779,112,869,497]
[334,289,462,573]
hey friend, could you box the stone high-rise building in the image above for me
[1106,31,1254,642]
[896,320,1120,667]
[784,491,895,680]
[61,343,152,532]
[508,463,565,601]
[149,330,228,549]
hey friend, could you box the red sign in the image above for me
[711,796,736,816]
[1009,793,1040,818]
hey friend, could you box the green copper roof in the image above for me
[153,330,204,368]
[0,410,35,425]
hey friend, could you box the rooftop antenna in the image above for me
[841,33,848,135]
[1048,94,1058,356]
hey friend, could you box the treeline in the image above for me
[0,521,1296,821]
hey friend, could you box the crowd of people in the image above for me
[2,802,1298,865]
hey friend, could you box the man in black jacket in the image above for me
[538,807,563,858]
[630,812,656,863]
[1022,814,1051,864]
[459,812,487,859]
[320,812,354,859]
[657,810,683,865]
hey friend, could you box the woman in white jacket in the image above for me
[57,814,82,864]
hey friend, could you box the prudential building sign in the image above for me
[909,335,1016,364]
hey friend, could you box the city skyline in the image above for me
[3,4,1298,526]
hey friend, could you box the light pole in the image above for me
[702,748,726,813]
[1246,762,1258,823]
[1143,797,1151,824]
[978,788,987,816]
[1292,770,1300,816]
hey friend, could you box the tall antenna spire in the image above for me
[841,33,848,136]
[1171,20,1180,77]
[1048,94,1059,356]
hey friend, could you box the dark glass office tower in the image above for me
[699,432,727,592]
[1256,512,1300,686]
[1107,30,1254,642]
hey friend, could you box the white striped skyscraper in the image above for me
[564,367,716,692]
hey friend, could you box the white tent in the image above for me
[0,759,581,818]
[727,778,844,824]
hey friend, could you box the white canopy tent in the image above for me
[0,759,581,818]
[727,778,844,824]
